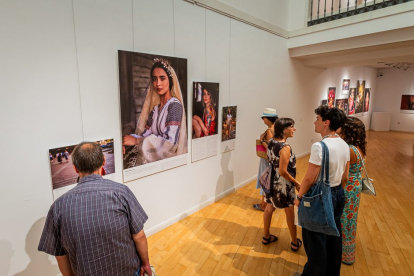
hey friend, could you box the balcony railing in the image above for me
[308,0,414,26]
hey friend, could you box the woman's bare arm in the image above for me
[278,146,300,190]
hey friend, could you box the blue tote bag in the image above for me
[298,141,340,237]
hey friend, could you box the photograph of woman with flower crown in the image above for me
[119,51,188,170]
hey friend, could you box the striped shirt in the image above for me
[38,174,148,276]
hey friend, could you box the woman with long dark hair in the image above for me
[337,116,367,264]
[192,85,217,138]
[261,118,302,251]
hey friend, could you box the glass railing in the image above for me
[308,0,414,26]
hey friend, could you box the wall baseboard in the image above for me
[296,151,310,159]
[390,128,414,133]
[146,175,257,236]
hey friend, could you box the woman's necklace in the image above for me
[322,133,339,140]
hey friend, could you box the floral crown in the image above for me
[153,58,173,79]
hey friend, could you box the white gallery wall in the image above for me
[0,1,377,275]
[218,0,290,30]
[375,67,414,132]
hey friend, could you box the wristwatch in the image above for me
[296,194,302,201]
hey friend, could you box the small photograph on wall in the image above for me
[119,50,188,182]
[400,95,414,110]
[327,87,336,108]
[336,99,348,115]
[363,88,371,112]
[222,106,237,141]
[355,80,365,114]
[348,88,356,115]
[342,79,350,93]
[49,139,115,200]
[321,99,328,106]
[192,82,219,138]
[192,82,219,162]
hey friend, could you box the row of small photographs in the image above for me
[324,82,371,115]
[49,139,115,199]
[48,104,237,197]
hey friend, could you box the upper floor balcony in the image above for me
[308,0,414,26]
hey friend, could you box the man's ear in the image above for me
[324,119,330,128]
[73,165,79,174]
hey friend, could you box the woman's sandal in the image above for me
[291,238,302,252]
[262,235,278,245]
[253,204,265,211]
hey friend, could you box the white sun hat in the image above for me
[261,108,278,118]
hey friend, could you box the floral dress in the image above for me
[341,145,363,264]
[265,139,296,208]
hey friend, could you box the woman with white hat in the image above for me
[253,108,278,211]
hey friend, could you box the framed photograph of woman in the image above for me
[363,88,371,112]
[222,106,237,141]
[191,82,219,162]
[119,51,188,181]
[327,87,336,108]
[192,82,219,138]
[355,80,365,114]
[348,88,356,115]
[342,79,350,94]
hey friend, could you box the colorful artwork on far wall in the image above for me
[328,87,336,108]
[336,99,349,115]
[355,80,365,114]
[342,79,350,93]
[348,88,356,115]
[400,95,414,110]
[321,99,327,106]
[363,88,371,112]
[222,106,237,141]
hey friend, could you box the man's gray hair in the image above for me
[72,142,104,174]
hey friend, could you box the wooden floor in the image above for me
[148,131,414,276]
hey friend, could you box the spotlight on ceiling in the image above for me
[379,62,414,71]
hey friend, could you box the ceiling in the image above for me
[290,39,414,69]
[288,26,414,69]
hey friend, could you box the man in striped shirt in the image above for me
[38,142,151,276]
